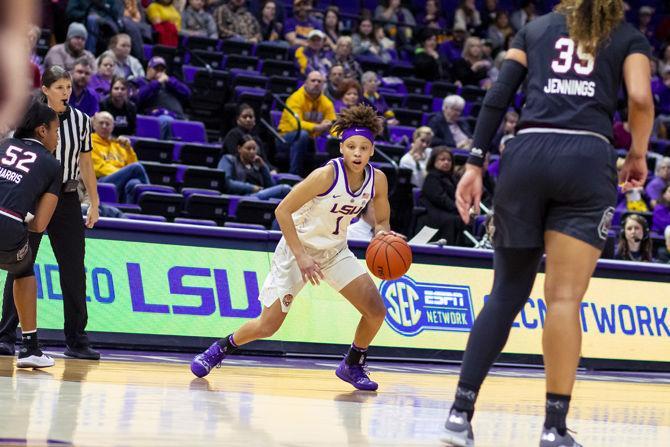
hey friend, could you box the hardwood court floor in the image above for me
[0,350,668,447]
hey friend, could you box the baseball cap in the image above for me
[639,6,654,15]
[308,29,326,40]
[148,56,167,69]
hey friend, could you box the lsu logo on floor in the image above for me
[380,276,475,336]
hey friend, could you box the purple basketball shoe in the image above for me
[191,342,226,378]
[335,357,379,391]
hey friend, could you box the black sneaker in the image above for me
[0,341,15,356]
[64,345,100,360]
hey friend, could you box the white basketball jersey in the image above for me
[292,158,375,251]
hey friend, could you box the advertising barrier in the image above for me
[1,220,668,366]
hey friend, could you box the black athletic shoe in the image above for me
[0,341,15,356]
[64,345,100,360]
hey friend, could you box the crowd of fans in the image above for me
[26,0,670,264]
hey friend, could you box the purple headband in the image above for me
[341,126,375,144]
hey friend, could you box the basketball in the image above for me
[365,234,412,280]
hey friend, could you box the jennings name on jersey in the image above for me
[292,158,375,251]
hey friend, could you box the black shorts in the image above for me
[493,132,618,250]
[0,218,33,278]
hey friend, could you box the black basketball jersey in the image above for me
[0,138,62,218]
[511,12,651,140]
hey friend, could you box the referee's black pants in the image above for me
[0,192,89,347]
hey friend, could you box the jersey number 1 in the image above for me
[1,146,37,173]
[332,216,344,235]
[551,37,594,75]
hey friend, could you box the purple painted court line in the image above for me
[44,348,670,385]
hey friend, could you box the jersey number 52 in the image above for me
[1,146,37,173]
[551,37,594,75]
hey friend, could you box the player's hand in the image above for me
[374,230,406,240]
[86,204,99,228]
[296,253,324,286]
[456,164,483,224]
[619,151,647,193]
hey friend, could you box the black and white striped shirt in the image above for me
[57,106,91,183]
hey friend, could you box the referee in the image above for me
[0,65,100,360]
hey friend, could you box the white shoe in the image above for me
[17,351,55,368]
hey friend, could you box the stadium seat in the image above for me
[401,77,427,95]
[171,120,207,143]
[97,183,118,203]
[174,217,218,226]
[234,198,278,229]
[393,108,424,127]
[268,76,298,95]
[270,110,282,127]
[261,60,296,77]
[131,185,176,202]
[136,116,162,139]
[182,166,226,192]
[184,193,233,225]
[404,94,434,113]
[133,139,175,162]
[151,45,184,72]
[372,142,407,163]
[357,56,388,76]
[388,125,415,145]
[141,162,180,187]
[225,54,260,71]
[224,222,266,230]
[180,143,221,168]
[181,187,221,198]
[461,85,487,101]
[271,173,303,186]
[388,61,414,78]
[380,92,404,110]
[254,42,291,61]
[185,36,220,52]
[137,192,184,219]
[221,39,254,56]
[233,73,269,89]
[123,213,168,222]
[429,82,459,98]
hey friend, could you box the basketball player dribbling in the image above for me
[441,0,654,446]
[191,104,399,391]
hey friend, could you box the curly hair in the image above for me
[330,104,384,137]
[555,0,624,55]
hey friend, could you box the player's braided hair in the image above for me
[330,104,384,138]
[555,0,624,55]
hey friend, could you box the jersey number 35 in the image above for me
[551,37,595,76]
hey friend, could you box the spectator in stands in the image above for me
[361,71,398,126]
[652,184,670,234]
[324,64,345,102]
[329,36,362,80]
[637,6,656,46]
[417,0,447,30]
[90,52,116,98]
[660,45,670,77]
[44,23,96,73]
[615,214,654,262]
[135,56,192,138]
[646,157,670,207]
[400,126,433,188]
[124,0,154,48]
[333,79,362,113]
[428,95,472,149]
[66,0,145,59]
[277,70,335,176]
[322,6,340,50]
[440,24,468,63]
[613,108,633,150]
[375,24,397,56]
[27,26,41,91]
[146,0,182,46]
[92,111,150,203]
[353,19,393,63]
[510,0,537,31]
[480,0,499,30]
[453,0,481,35]
[295,29,331,76]
[221,103,271,166]
[375,0,416,53]
[182,0,218,38]
[654,66,670,139]
[214,0,262,42]
[218,135,291,199]
[109,33,146,80]
[487,11,514,54]
[453,37,493,88]
[347,203,375,241]
[100,77,138,137]
[69,58,100,117]
[413,28,444,82]
[418,147,464,245]
[284,0,321,47]
[491,110,518,153]
[656,226,670,264]
[651,57,663,96]
[258,0,283,41]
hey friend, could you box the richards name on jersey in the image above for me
[543,78,595,97]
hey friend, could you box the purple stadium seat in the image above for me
[98,183,118,203]
[388,125,415,145]
[271,173,303,186]
[181,65,200,84]
[143,44,153,61]
[254,42,291,61]
[132,185,176,203]
[270,110,282,127]
[137,192,184,219]
[174,217,218,226]
[136,115,162,139]
[171,120,207,143]
[180,187,221,198]
[123,213,168,222]
[224,222,266,230]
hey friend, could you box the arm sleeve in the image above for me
[510,26,527,52]
[166,77,191,100]
[626,29,652,58]
[81,116,92,153]
[137,80,161,106]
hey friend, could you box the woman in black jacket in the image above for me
[418,147,465,245]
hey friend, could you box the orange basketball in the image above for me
[365,234,412,280]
